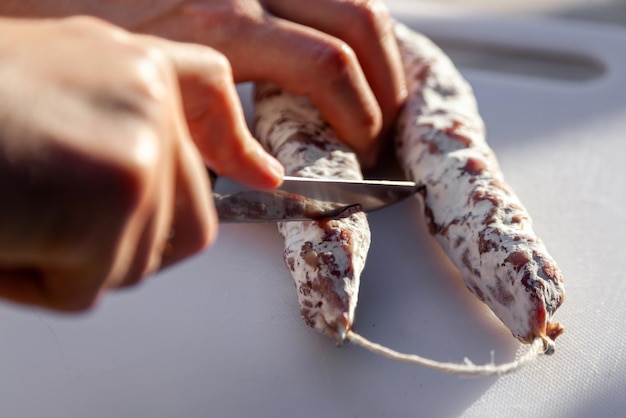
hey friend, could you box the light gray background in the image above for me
[414,0,626,25]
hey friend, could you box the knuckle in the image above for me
[78,40,172,123]
[92,132,159,215]
[177,47,234,121]
[361,106,382,133]
[210,51,233,80]
[205,73,234,105]
[347,0,392,37]
[194,49,233,95]
[190,3,264,38]
[63,15,119,34]
[122,46,172,108]
[122,141,159,195]
[312,40,357,81]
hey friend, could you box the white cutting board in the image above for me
[2,3,625,417]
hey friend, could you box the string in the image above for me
[346,330,550,376]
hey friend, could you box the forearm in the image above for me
[0,0,182,31]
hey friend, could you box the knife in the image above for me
[212,176,424,222]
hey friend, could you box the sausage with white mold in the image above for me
[249,26,562,372]
[253,82,371,343]
[392,22,565,348]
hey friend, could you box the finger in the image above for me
[185,77,284,190]
[152,46,218,269]
[183,6,382,163]
[264,0,407,141]
[249,18,382,159]
[112,49,178,287]
[113,41,217,277]
[144,37,284,190]
[159,133,217,270]
[159,80,220,271]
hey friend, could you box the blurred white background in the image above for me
[412,0,626,24]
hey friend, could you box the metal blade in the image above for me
[213,176,424,223]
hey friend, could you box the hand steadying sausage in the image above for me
[1,0,407,166]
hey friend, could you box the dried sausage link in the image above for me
[254,82,371,343]
[393,23,565,344]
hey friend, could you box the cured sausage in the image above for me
[252,77,548,376]
[250,24,563,373]
[393,22,565,348]
[253,82,371,343]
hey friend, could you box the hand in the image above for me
[0,16,283,311]
[135,0,407,166]
[0,0,407,166]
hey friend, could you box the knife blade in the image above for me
[212,176,424,222]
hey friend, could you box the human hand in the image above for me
[131,0,407,167]
[0,16,283,311]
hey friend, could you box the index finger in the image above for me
[264,0,407,146]
[194,14,382,165]
[142,36,285,190]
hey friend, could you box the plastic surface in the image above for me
[2,3,625,417]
